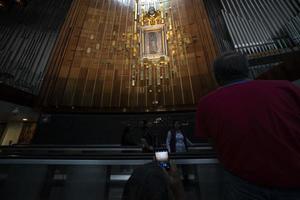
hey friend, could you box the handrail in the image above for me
[0,144,217,165]
[0,143,213,152]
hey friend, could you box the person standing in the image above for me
[166,120,192,153]
[140,120,154,152]
[196,51,300,199]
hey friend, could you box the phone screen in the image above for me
[155,151,169,161]
[155,150,170,170]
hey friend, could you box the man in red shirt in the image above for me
[196,52,300,199]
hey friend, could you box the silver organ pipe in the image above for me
[220,0,300,55]
[286,14,300,45]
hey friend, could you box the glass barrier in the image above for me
[0,145,223,200]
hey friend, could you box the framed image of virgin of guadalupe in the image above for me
[141,24,168,60]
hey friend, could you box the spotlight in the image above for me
[22,118,28,121]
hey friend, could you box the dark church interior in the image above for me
[0,0,299,199]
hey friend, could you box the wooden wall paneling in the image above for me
[191,0,217,95]
[92,0,110,108]
[164,64,173,106]
[63,0,91,107]
[119,1,133,109]
[100,0,118,107]
[65,0,96,107]
[62,67,79,105]
[177,0,195,105]
[108,0,122,107]
[169,3,184,106]
[111,1,128,108]
[90,0,109,107]
[39,0,218,112]
[184,0,203,101]
[127,5,136,108]
[60,1,95,106]
[177,0,193,104]
[40,0,88,106]
[72,67,87,105]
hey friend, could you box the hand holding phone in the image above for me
[155,150,171,171]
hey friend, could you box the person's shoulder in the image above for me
[254,80,290,84]
[196,90,221,114]
[198,89,221,103]
[248,80,296,89]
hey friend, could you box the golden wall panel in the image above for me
[39,0,218,112]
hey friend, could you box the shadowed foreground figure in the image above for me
[196,51,300,199]
[122,163,185,200]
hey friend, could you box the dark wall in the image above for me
[33,112,201,145]
[0,0,73,94]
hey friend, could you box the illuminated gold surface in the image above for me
[40,0,218,112]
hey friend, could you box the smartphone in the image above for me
[155,149,171,171]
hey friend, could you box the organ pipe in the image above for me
[219,0,300,55]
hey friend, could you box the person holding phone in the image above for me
[122,161,185,200]
[166,120,192,153]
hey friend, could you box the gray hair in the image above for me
[213,51,249,86]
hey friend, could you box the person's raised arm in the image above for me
[166,131,171,152]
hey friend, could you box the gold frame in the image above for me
[140,24,168,60]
